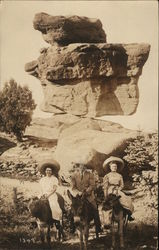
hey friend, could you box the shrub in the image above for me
[124,133,158,211]
[0,79,36,141]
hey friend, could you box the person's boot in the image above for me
[128,212,135,221]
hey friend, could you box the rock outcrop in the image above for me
[25,115,137,176]
[1,117,136,178]
[25,13,150,117]
[53,117,136,175]
[33,13,106,45]
[1,116,137,176]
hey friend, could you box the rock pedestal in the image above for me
[25,13,150,117]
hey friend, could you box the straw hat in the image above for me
[39,159,60,176]
[103,156,124,174]
[71,161,92,171]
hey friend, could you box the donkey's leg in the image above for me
[93,207,101,239]
[119,215,124,248]
[55,219,64,242]
[37,220,45,244]
[77,228,84,250]
[83,223,89,250]
[57,221,61,241]
[111,220,115,249]
[124,213,128,234]
[40,228,45,243]
[46,225,51,247]
[59,219,65,241]
[55,220,62,241]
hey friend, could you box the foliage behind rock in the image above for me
[0,79,36,141]
[123,133,158,224]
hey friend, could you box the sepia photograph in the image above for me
[0,1,158,249]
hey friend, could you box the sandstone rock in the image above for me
[25,60,39,77]
[33,13,106,45]
[96,119,130,133]
[25,43,150,116]
[31,114,80,127]
[25,115,132,140]
[52,117,137,176]
[59,117,102,136]
[25,125,59,140]
[25,114,81,139]
[1,117,137,177]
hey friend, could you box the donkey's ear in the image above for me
[67,189,73,201]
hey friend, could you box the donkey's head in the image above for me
[67,190,86,225]
[103,194,121,211]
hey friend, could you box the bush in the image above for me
[124,133,158,211]
[0,79,36,141]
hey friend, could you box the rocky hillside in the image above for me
[0,115,137,178]
[0,117,157,227]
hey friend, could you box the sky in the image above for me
[0,1,158,132]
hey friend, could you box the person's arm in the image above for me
[103,175,109,198]
[86,172,95,194]
[46,185,57,198]
[71,174,77,190]
[46,177,58,198]
[119,175,124,190]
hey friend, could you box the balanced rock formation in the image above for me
[33,13,106,45]
[25,13,150,116]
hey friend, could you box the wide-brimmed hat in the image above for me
[71,161,92,171]
[103,156,124,174]
[39,159,60,176]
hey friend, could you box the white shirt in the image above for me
[39,175,58,196]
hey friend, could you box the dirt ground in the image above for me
[0,227,158,250]
[0,177,158,250]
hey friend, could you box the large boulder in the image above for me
[25,114,81,139]
[33,13,106,45]
[52,117,137,176]
[25,115,132,140]
[25,116,137,176]
[25,43,150,116]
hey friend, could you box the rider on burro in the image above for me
[102,156,134,221]
[39,159,63,224]
[70,162,102,233]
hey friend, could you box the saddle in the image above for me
[40,193,65,212]
[102,194,134,221]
